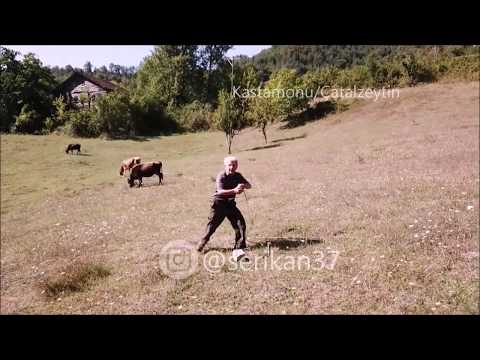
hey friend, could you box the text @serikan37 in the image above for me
[159,240,340,279]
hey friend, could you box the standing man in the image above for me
[197,156,252,261]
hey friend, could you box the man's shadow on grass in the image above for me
[206,237,324,253]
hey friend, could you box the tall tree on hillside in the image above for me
[214,89,246,154]
[83,61,93,74]
[98,65,108,73]
[0,47,23,131]
[267,68,308,117]
[132,45,234,108]
[251,45,411,76]
[0,47,57,132]
[246,92,278,144]
[247,68,308,144]
[132,46,191,109]
[231,61,260,119]
[199,45,233,103]
[159,45,203,102]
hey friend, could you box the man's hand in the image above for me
[234,184,245,194]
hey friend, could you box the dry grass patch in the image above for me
[42,262,111,299]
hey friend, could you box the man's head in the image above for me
[224,156,238,175]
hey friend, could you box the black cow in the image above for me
[66,144,81,154]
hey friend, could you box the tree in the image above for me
[109,63,118,74]
[83,61,93,73]
[0,47,22,131]
[0,47,57,132]
[246,68,309,144]
[132,46,190,109]
[246,92,279,144]
[98,65,108,74]
[131,45,234,110]
[267,68,309,116]
[199,45,233,103]
[214,90,245,154]
[232,63,268,140]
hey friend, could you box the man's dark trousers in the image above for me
[199,198,247,251]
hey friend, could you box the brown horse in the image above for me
[119,157,141,176]
[66,144,81,154]
[128,161,163,187]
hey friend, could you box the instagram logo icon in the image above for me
[159,240,199,279]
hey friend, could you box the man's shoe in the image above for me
[232,249,248,262]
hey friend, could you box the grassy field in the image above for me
[1,81,479,314]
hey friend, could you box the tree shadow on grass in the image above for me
[243,143,282,151]
[271,133,307,143]
[280,100,337,129]
[105,135,151,142]
[129,136,151,142]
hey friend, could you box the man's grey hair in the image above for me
[224,156,238,165]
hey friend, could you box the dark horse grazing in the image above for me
[66,144,81,154]
[128,161,163,187]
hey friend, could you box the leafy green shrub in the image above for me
[302,66,341,91]
[367,56,404,88]
[440,54,479,81]
[52,95,69,127]
[95,91,135,138]
[337,65,372,88]
[66,109,102,138]
[43,116,55,133]
[130,97,180,135]
[400,53,437,86]
[176,101,214,132]
[12,105,40,133]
